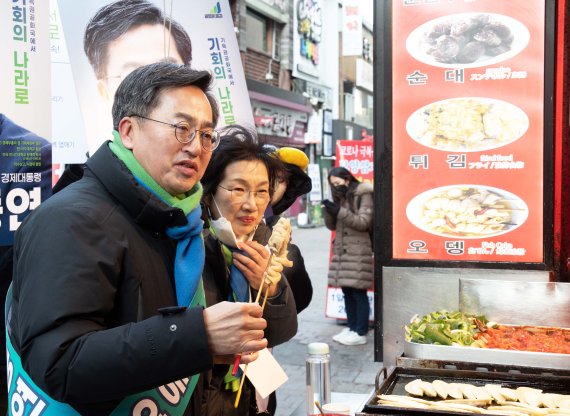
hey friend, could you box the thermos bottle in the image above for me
[306,342,331,415]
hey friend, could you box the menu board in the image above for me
[392,0,545,262]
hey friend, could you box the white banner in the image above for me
[307,163,322,202]
[325,286,374,321]
[50,0,89,163]
[342,0,362,57]
[0,0,51,139]
[0,1,52,246]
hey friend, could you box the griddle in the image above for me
[360,365,570,415]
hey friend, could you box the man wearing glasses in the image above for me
[7,62,268,416]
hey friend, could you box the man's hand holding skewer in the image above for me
[203,301,268,358]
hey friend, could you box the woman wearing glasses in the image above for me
[192,126,298,416]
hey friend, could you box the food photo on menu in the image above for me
[406,12,530,68]
[406,97,529,152]
[406,185,529,239]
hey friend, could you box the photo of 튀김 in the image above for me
[406,12,530,68]
[406,97,529,152]
[406,185,529,239]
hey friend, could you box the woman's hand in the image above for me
[322,199,340,217]
[233,241,277,296]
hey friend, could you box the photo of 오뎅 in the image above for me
[406,185,529,239]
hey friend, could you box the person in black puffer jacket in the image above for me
[263,145,313,314]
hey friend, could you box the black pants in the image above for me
[341,287,369,336]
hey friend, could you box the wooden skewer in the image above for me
[254,248,275,303]
[233,252,274,376]
[254,280,265,303]
[234,282,273,408]
[234,249,277,408]
[233,365,248,408]
[261,283,272,312]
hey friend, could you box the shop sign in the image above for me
[391,0,545,262]
[252,101,307,143]
[291,122,307,143]
[294,0,322,77]
[294,78,333,110]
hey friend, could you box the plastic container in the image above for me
[322,403,350,414]
[306,342,331,415]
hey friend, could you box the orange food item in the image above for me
[475,325,570,354]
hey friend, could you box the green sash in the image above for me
[5,284,201,415]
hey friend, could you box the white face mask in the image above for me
[209,196,251,248]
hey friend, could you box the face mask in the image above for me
[208,196,256,247]
[209,197,240,248]
[335,185,348,195]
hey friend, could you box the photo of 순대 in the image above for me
[406,12,530,68]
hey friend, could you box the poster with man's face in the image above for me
[55,0,254,161]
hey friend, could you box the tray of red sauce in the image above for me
[405,324,570,370]
[476,324,570,354]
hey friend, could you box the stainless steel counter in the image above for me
[382,267,551,367]
[404,340,570,370]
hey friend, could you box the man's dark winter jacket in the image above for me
[9,144,212,415]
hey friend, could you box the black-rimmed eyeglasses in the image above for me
[130,114,220,151]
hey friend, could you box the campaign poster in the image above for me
[0,0,52,246]
[392,0,545,262]
[49,0,89,164]
[56,0,254,161]
[325,139,374,321]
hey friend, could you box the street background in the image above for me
[272,225,382,415]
